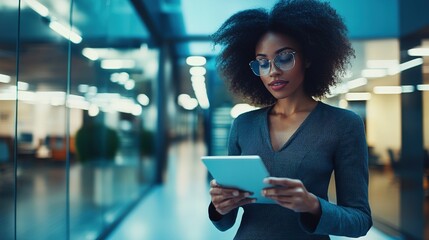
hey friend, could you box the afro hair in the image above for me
[212,0,354,106]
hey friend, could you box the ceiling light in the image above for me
[191,75,205,83]
[101,60,135,69]
[78,84,89,93]
[82,48,99,61]
[401,85,415,93]
[366,60,399,69]
[345,92,371,101]
[417,84,429,91]
[124,80,135,90]
[347,77,367,90]
[387,58,423,75]
[49,21,82,44]
[17,81,29,91]
[137,94,150,106]
[373,86,402,94]
[373,85,415,94]
[408,47,429,56]
[88,104,100,117]
[177,94,198,110]
[0,73,11,83]
[25,0,49,17]
[186,56,206,66]
[189,66,206,76]
[361,69,387,78]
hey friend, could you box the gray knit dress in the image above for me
[208,102,372,240]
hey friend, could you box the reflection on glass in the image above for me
[0,0,157,239]
[0,1,19,239]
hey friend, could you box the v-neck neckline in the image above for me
[264,101,321,153]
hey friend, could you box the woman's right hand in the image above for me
[209,179,256,215]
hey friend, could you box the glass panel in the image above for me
[16,0,71,238]
[2,0,159,238]
[0,1,19,239]
[325,39,402,232]
[68,0,157,238]
[422,39,429,240]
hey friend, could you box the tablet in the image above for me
[201,155,275,204]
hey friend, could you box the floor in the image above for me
[108,139,399,240]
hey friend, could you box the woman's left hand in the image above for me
[262,177,321,215]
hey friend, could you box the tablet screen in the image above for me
[201,155,275,204]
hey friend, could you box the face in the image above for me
[254,32,307,101]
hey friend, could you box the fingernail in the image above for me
[233,191,239,196]
[263,178,269,184]
[252,199,257,203]
[244,192,250,197]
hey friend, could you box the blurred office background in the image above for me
[0,0,428,239]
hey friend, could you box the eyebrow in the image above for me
[255,47,295,57]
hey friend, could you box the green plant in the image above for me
[140,129,154,157]
[75,123,120,162]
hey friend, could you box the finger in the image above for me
[211,188,251,200]
[262,185,293,196]
[216,195,254,211]
[210,179,219,187]
[209,187,239,197]
[236,197,257,206]
[263,177,302,187]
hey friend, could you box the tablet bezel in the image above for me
[201,155,274,204]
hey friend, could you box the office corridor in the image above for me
[108,139,398,240]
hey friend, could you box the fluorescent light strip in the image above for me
[82,48,99,61]
[186,56,206,66]
[366,60,399,69]
[0,73,11,83]
[388,58,423,75]
[49,21,82,44]
[401,85,415,93]
[373,85,415,94]
[17,81,29,91]
[345,92,371,101]
[373,86,402,94]
[101,60,135,69]
[189,66,206,76]
[347,77,367,90]
[417,84,429,91]
[25,0,49,17]
[361,69,387,78]
[408,47,429,56]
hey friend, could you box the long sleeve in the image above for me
[300,112,372,237]
[208,118,241,231]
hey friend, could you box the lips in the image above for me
[268,80,289,91]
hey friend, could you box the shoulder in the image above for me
[319,102,361,121]
[234,106,269,122]
[317,102,364,130]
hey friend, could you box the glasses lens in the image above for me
[274,52,295,71]
[249,59,270,76]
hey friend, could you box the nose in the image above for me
[268,60,281,76]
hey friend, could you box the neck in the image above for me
[271,96,317,116]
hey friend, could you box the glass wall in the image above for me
[0,0,158,239]
[0,1,19,239]
[422,39,429,239]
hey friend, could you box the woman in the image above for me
[208,0,372,239]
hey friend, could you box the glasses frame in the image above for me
[249,51,296,76]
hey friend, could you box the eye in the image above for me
[257,59,270,68]
[276,52,294,64]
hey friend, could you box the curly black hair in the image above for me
[212,0,354,106]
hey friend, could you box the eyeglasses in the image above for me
[249,51,296,76]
